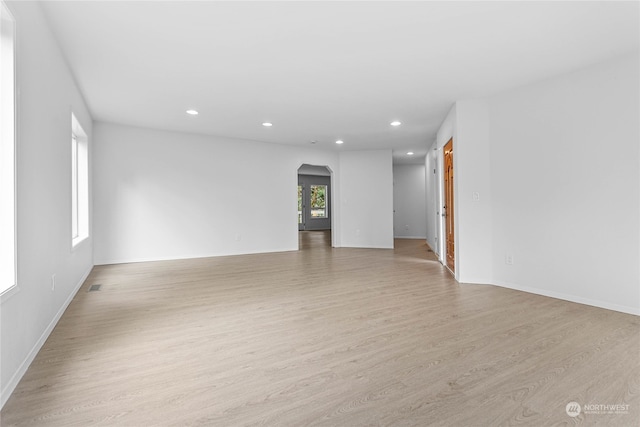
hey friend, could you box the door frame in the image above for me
[296,164,336,249]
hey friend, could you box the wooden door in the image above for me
[443,139,455,272]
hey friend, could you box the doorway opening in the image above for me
[297,164,332,250]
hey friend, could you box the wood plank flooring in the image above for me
[2,232,639,426]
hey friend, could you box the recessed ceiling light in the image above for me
[186,109,199,115]
[262,122,273,127]
[310,140,317,144]
[335,140,344,145]
[407,151,414,155]
[390,121,402,126]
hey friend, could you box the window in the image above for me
[310,185,327,218]
[298,185,303,224]
[71,113,89,247]
[1,1,15,295]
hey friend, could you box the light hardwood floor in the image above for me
[2,232,639,426]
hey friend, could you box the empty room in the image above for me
[1,1,638,425]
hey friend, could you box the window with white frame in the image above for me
[71,114,89,247]
[1,1,16,295]
[309,185,327,218]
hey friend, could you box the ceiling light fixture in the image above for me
[262,122,273,127]
[407,151,414,155]
[186,109,199,115]
[335,140,344,145]
[390,121,402,126]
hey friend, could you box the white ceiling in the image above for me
[40,1,639,164]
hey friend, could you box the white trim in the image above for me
[0,0,17,295]
[70,113,89,248]
[0,266,92,409]
[339,245,394,250]
[71,234,89,249]
[493,280,640,316]
[444,264,455,279]
[393,235,428,239]
[71,235,91,253]
[0,283,19,303]
[94,247,299,266]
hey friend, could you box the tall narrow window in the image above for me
[71,114,88,247]
[0,1,16,295]
[310,185,327,218]
[297,185,303,224]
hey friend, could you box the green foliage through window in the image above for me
[310,185,326,218]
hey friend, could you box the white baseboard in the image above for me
[493,280,640,316]
[94,247,298,266]
[1,266,93,409]
[340,244,395,250]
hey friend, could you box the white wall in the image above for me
[93,124,395,263]
[427,52,639,315]
[339,150,394,248]
[93,122,343,264]
[431,101,493,283]
[1,1,93,407]
[488,53,639,315]
[455,100,492,284]
[393,164,427,238]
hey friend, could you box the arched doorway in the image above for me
[297,164,332,249]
